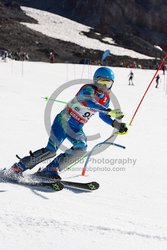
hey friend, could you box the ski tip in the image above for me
[87,181,100,190]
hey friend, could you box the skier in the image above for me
[162,64,166,75]
[9,67,128,179]
[155,74,160,88]
[128,71,134,85]
[49,52,55,63]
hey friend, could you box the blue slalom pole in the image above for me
[81,134,126,176]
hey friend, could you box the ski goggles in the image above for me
[97,77,114,89]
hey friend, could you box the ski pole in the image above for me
[42,96,114,115]
[42,96,67,105]
[81,133,126,176]
[60,133,125,176]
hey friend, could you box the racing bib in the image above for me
[67,104,96,124]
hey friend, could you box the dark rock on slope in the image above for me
[0,0,166,67]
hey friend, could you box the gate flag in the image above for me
[101,50,110,62]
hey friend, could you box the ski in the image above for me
[28,173,100,191]
[0,169,99,192]
[18,180,64,191]
[29,181,64,191]
[2,178,99,192]
[5,178,64,191]
[0,170,64,191]
[60,180,99,191]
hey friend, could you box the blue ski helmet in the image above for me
[93,67,115,92]
[93,67,115,82]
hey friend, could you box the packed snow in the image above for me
[21,6,154,60]
[0,60,167,250]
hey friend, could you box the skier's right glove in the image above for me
[107,108,124,119]
[112,120,128,135]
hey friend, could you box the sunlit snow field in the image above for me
[21,6,154,60]
[0,60,167,250]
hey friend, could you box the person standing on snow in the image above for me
[9,67,128,179]
[155,74,160,88]
[128,71,134,85]
[162,64,166,75]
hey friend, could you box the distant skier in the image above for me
[155,74,160,88]
[128,71,134,85]
[162,64,166,75]
[49,52,55,63]
[8,67,128,179]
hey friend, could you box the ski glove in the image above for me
[112,120,128,135]
[107,108,124,119]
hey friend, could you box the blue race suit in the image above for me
[44,83,114,172]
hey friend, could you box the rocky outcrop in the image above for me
[98,0,167,46]
[13,0,167,48]
[0,0,166,66]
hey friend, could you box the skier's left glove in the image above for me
[107,108,124,119]
[112,120,128,135]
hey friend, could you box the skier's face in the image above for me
[96,77,114,93]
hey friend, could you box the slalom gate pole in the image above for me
[81,133,126,176]
[129,53,167,126]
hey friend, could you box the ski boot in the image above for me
[8,161,27,176]
[35,165,61,180]
[3,161,27,181]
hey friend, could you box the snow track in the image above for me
[0,61,167,250]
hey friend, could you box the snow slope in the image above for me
[21,6,154,60]
[0,60,167,250]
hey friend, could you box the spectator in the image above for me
[128,71,134,85]
[162,64,166,75]
[155,74,160,88]
[23,52,29,61]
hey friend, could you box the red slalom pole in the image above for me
[129,53,167,126]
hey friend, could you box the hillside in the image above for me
[14,0,167,55]
[0,1,97,63]
[0,0,166,66]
